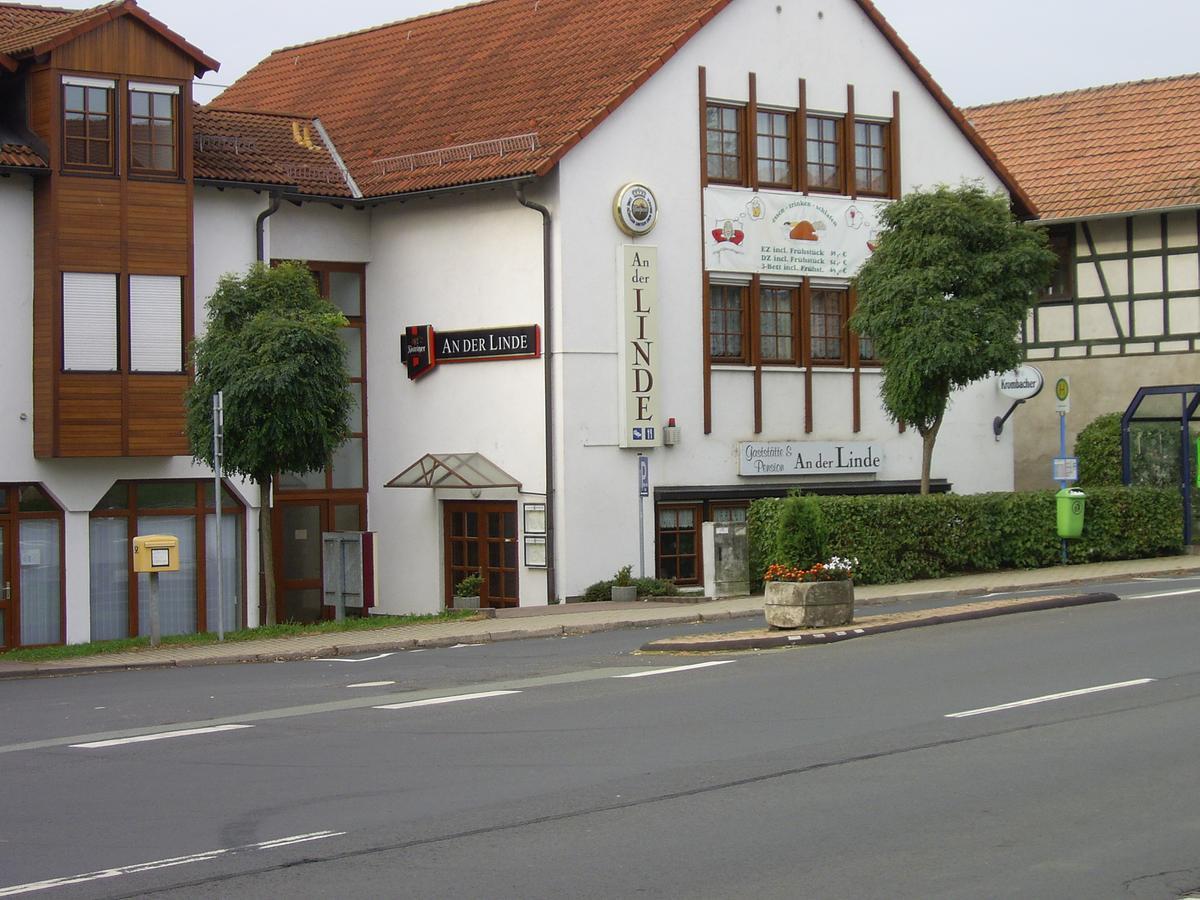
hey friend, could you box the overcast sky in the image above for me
[52,0,1200,108]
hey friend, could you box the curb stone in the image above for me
[638,592,1120,653]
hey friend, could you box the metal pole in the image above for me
[213,391,224,641]
[1059,411,1069,564]
[149,572,161,648]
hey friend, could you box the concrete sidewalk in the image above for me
[2,555,1198,679]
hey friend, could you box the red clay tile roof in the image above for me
[0,3,73,36]
[0,0,216,76]
[0,140,45,167]
[192,105,355,197]
[212,0,1032,211]
[213,0,733,198]
[966,74,1200,221]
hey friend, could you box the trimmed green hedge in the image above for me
[749,487,1183,588]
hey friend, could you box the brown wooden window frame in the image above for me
[755,108,792,189]
[1041,225,1075,303]
[758,284,798,364]
[655,502,702,586]
[708,282,749,363]
[62,77,115,173]
[854,119,891,198]
[805,114,844,194]
[809,287,849,366]
[706,102,745,185]
[128,83,180,177]
[275,261,368,496]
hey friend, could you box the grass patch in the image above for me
[0,610,479,663]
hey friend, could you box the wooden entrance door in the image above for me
[444,501,519,608]
[656,503,702,585]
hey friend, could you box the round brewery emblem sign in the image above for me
[613,183,659,236]
[997,364,1044,401]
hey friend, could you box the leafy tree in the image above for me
[851,184,1057,493]
[185,262,352,625]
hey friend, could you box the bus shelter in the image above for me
[1121,384,1200,545]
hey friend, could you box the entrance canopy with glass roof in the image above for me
[385,453,522,490]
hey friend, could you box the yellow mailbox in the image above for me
[132,534,180,573]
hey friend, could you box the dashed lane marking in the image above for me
[374,690,521,710]
[1125,588,1200,600]
[70,724,253,749]
[0,830,345,896]
[313,653,396,663]
[346,681,396,689]
[612,661,735,679]
[946,678,1156,718]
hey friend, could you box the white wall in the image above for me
[549,0,1016,594]
[364,189,549,612]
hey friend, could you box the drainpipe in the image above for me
[516,184,557,605]
[255,192,282,262]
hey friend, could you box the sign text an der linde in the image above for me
[739,441,883,476]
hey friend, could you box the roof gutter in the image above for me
[255,192,281,262]
[515,182,557,605]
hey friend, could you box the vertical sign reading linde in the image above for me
[619,245,661,448]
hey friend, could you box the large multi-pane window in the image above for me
[88,481,243,641]
[709,283,747,362]
[129,83,179,174]
[806,115,843,193]
[63,77,114,171]
[759,286,797,363]
[854,120,890,196]
[756,110,791,188]
[706,103,744,183]
[810,288,847,364]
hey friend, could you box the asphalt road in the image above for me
[1,574,1198,898]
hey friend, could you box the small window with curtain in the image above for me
[709,283,747,362]
[806,115,843,193]
[854,120,891,196]
[129,82,179,175]
[756,109,791,188]
[63,77,115,172]
[62,272,118,372]
[858,334,880,366]
[706,103,744,184]
[759,285,797,363]
[129,275,183,372]
[810,288,847,365]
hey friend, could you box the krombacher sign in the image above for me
[739,441,883,476]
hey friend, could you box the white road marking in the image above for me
[0,830,345,896]
[374,690,520,710]
[1125,588,1200,599]
[314,652,396,663]
[449,643,483,649]
[612,661,735,679]
[70,724,253,749]
[346,681,396,689]
[946,678,1156,718]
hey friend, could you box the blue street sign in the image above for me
[638,455,649,497]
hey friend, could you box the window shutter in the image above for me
[62,273,117,371]
[129,275,183,372]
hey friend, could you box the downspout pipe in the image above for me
[516,184,557,604]
[255,192,282,262]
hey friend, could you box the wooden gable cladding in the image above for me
[52,16,195,82]
[29,16,197,460]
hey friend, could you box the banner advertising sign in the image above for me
[619,245,661,448]
[739,441,883,476]
[703,187,887,278]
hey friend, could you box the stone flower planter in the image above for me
[611,585,638,602]
[764,579,853,629]
[454,594,481,610]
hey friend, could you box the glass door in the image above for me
[444,501,519,609]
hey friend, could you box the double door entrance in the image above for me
[444,500,519,608]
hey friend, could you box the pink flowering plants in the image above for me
[763,556,858,583]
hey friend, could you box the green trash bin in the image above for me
[1056,487,1086,539]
